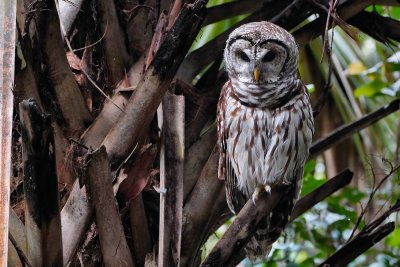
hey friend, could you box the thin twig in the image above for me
[347,162,400,241]
[9,233,32,267]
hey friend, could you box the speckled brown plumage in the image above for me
[217,21,314,260]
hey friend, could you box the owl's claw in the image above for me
[252,185,272,205]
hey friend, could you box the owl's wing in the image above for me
[217,82,246,214]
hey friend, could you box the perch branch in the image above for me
[309,99,400,157]
[201,188,285,266]
[218,169,354,266]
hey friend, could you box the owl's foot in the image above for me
[252,185,272,205]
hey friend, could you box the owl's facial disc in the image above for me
[225,38,289,84]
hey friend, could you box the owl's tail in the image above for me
[244,235,273,262]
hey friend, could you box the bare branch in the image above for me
[129,194,152,267]
[290,169,353,221]
[319,199,400,266]
[310,99,400,157]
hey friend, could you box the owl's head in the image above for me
[224,21,298,85]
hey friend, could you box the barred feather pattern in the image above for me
[217,77,314,260]
[217,21,314,260]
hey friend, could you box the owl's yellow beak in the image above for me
[253,67,260,82]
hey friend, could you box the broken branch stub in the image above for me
[19,99,63,267]
[102,0,207,166]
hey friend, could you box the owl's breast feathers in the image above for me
[217,79,314,210]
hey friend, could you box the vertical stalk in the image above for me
[19,100,63,266]
[158,92,185,266]
[0,1,16,265]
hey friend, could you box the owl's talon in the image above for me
[252,185,271,205]
[264,185,271,195]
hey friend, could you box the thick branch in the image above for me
[85,146,135,267]
[102,0,206,166]
[35,0,92,135]
[310,99,400,157]
[294,0,379,46]
[97,0,130,87]
[226,169,354,266]
[201,188,284,266]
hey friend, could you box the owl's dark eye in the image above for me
[262,51,276,62]
[237,51,250,62]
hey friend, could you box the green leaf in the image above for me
[354,78,389,97]
[386,228,400,248]
[301,177,325,197]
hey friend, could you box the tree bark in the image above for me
[0,0,16,265]
[19,99,63,267]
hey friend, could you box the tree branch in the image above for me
[102,0,207,166]
[348,10,400,43]
[201,188,285,267]
[319,199,400,266]
[290,169,353,221]
[218,169,354,266]
[309,99,400,157]
[203,0,262,26]
[85,146,135,267]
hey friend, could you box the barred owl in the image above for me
[217,22,314,260]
